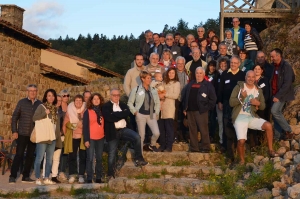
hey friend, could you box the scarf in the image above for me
[224,38,234,56]
[67,101,86,123]
[92,105,102,125]
[44,102,58,124]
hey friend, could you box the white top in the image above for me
[238,83,259,115]
[111,101,127,129]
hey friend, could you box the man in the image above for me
[270,48,295,140]
[216,43,231,69]
[83,91,91,103]
[256,51,274,83]
[230,18,246,50]
[185,48,207,81]
[174,32,181,45]
[140,30,153,65]
[230,71,277,164]
[195,26,205,45]
[148,33,163,58]
[159,33,165,45]
[181,67,217,152]
[183,35,196,63]
[218,56,245,161]
[146,52,165,78]
[175,56,189,142]
[163,33,181,60]
[9,84,42,183]
[102,89,148,179]
[123,53,145,131]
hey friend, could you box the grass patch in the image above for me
[171,160,191,166]
[70,187,90,196]
[56,186,64,193]
[135,173,150,179]
[0,189,43,198]
[151,173,161,178]
[152,161,168,166]
[161,168,168,175]
[100,185,116,193]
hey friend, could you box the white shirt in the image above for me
[111,101,127,129]
[238,83,259,115]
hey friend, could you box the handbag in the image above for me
[30,105,56,143]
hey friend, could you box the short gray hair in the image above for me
[195,67,205,74]
[110,88,120,94]
[218,43,227,49]
[27,84,37,90]
[175,56,186,64]
[186,34,195,40]
[224,29,232,36]
[230,55,241,64]
[149,52,159,59]
[197,26,205,33]
[166,33,174,38]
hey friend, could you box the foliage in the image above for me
[171,159,191,166]
[48,18,220,75]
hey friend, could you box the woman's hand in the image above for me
[158,93,166,100]
[85,141,90,148]
[45,109,50,114]
[77,121,83,129]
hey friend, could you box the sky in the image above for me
[4,0,220,40]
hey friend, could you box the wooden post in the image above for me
[220,0,225,40]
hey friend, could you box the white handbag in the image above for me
[30,105,56,143]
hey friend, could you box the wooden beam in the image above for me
[224,0,239,9]
[223,12,288,18]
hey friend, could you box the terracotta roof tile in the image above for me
[0,19,51,47]
[45,48,124,78]
[40,63,90,84]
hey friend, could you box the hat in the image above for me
[59,89,69,96]
[159,33,165,38]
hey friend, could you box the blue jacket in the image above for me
[181,80,217,113]
[230,27,246,49]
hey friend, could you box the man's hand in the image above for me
[218,102,223,111]
[12,132,18,140]
[250,98,260,106]
[85,141,90,148]
[183,111,187,116]
[273,97,279,103]
[134,111,138,116]
[241,89,247,98]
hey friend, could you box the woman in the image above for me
[244,21,263,63]
[239,49,254,73]
[206,29,216,44]
[127,71,161,152]
[63,95,86,184]
[178,35,187,47]
[83,93,105,183]
[249,64,271,149]
[206,41,220,63]
[222,29,239,56]
[199,39,208,61]
[157,68,180,152]
[158,49,176,70]
[33,89,62,185]
[205,61,219,143]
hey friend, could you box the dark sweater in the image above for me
[190,59,203,81]
[217,69,245,103]
[102,101,132,142]
[11,98,42,136]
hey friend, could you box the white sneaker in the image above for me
[58,172,68,181]
[78,175,85,183]
[43,178,56,185]
[36,179,45,186]
[69,176,76,184]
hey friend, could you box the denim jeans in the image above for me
[59,147,68,172]
[86,138,104,181]
[248,50,257,63]
[34,140,56,179]
[271,101,292,140]
[107,128,143,176]
[158,119,174,150]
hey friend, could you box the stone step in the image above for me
[117,162,224,179]
[163,143,218,152]
[127,150,222,165]
[108,177,214,195]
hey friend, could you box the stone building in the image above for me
[0,4,123,138]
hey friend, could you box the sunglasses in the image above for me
[63,94,70,97]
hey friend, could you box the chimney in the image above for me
[0,4,25,29]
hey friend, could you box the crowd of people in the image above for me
[8,17,295,186]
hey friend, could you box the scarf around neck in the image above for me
[44,102,58,124]
[225,38,234,56]
[92,105,102,125]
[67,101,86,123]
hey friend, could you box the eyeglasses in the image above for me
[28,90,37,92]
[198,31,204,32]
[166,38,173,41]
[111,94,120,97]
[62,95,70,97]
[233,21,239,23]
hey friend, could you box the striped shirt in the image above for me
[244,33,258,51]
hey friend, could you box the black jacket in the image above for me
[181,80,217,113]
[272,59,295,102]
[163,44,181,60]
[11,98,42,136]
[102,101,131,142]
[148,44,163,58]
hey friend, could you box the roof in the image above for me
[45,48,124,78]
[0,19,51,47]
[40,63,90,84]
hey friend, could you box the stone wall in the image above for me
[38,75,73,97]
[0,32,41,139]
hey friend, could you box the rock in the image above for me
[273,196,284,199]
[165,175,172,179]
[296,163,300,172]
[214,167,223,175]
[273,157,282,163]
[279,140,291,150]
[290,118,298,125]
[292,142,300,151]
[246,163,257,171]
[282,174,293,185]
[282,159,292,167]
[243,172,251,180]
[294,154,300,164]
[288,183,300,198]
[273,181,287,190]
[246,188,272,199]
[285,151,294,159]
[272,187,281,197]
[187,174,197,178]
[259,157,270,166]
[125,179,145,193]
[291,125,300,135]
[254,155,265,165]
[277,147,287,156]
[274,163,287,173]
[166,166,182,174]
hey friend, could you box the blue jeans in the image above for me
[271,101,292,140]
[86,138,104,181]
[34,141,56,179]
[248,50,257,63]
[107,128,143,176]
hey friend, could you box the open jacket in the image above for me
[229,81,265,123]
[161,81,180,119]
[127,84,160,116]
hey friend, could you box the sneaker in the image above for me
[58,172,68,181]
[78,175,85,184]
[21,177,35,183]
[143,144,152,152]
[44,178,56,185]
[9,177,16,184]
[68,176,76,184]
[157,146,165,152]
[51,177,61,184]
[36,179,45,186]
[149,145,158,152]
[95,179,102,183]
[135,159,148,167]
